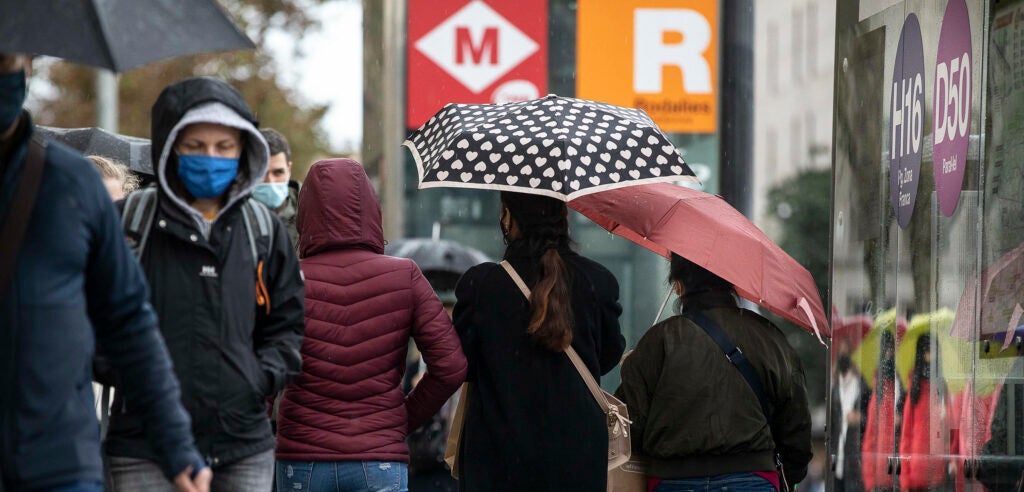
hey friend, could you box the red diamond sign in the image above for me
[407,0,548,129]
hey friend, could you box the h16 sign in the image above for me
[889,14,925,230]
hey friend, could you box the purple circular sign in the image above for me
[933,0,972,217]
[889,14,925,229]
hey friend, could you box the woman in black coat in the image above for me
[452,192,625,491]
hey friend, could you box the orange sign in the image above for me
[577,0,718,133]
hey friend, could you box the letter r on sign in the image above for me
[633,8,712,94]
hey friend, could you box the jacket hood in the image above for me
[150,77,268,228]
[297,158,383,257]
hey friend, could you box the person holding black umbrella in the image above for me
[451,191,626,491]
[0,54,210,492]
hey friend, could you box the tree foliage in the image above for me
[768,168,832,299]
[766,168,832,406]
[31,0,334,180]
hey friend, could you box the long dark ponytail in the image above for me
[501,192,573,351]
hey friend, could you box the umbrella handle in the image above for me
[797,297,828,347]
[653,288,673,326]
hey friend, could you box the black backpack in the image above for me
[121,186,274,267]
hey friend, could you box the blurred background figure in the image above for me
[894,310,962,492]
[85,154,139,440]
[87,154,139,201]
[257,128,300,251]
[386,234,489,491]
[830,336,870,492]
[860,325,904,492]
[898,333,951,491]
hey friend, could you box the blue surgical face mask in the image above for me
[176,153,239,199]
[252,182,289,209]
[0,70,27,131]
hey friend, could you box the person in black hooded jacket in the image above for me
[103,77,305,492]
[452,192,625,492]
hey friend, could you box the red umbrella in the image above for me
[831,311,873,350]
[569,182,829,340]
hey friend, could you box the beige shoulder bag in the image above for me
[499,260,633,471]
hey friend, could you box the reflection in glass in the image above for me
[831,320,872,491]
[900,333,950,490]
[859,311,906,492]
[978,358,1024,491]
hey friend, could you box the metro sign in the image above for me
[416,1,538,93]
[407,0,548,128]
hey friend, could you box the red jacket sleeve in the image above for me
[404,264,468,431]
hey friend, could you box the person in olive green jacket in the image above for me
[615,254,812,492]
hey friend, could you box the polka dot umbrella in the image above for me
[403,94,699,201]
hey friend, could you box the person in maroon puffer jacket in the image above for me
[275,158,468,492]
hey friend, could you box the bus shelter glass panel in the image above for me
[832,1,900,489]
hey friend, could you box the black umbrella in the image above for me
[35,126,153,175]
[403,94,699,201]
[385,238,490,275]
[0,0,254,72]
[384,238,490,297]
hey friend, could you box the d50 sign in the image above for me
[933,0,973,217]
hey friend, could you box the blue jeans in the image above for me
[654,473,776,492]
[276,461,408,492]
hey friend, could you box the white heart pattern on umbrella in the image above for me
[404,95,697,199]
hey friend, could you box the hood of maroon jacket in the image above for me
[278,158,467,463]
[297,158,384,258]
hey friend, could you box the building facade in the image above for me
[753,0,836,225]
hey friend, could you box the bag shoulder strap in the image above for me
[241,198,274,268]
[498,260,610,413]
[0,137,46,299]
[121,187,158,259]
[685,311,773,421]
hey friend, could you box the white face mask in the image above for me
[252,182,289,209]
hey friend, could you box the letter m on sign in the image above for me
[455,27,499,65]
